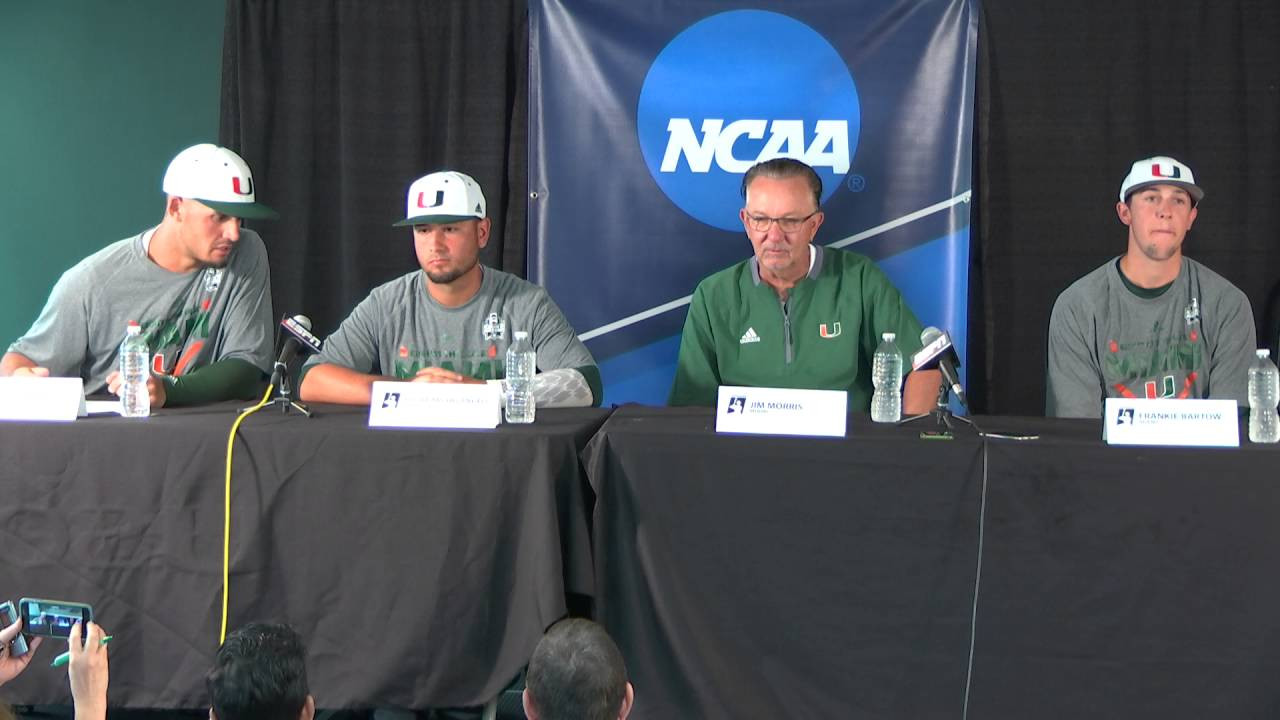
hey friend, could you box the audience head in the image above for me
[207,622,314,720]
[523,618,633,720]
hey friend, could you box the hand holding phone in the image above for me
[0,600,42,686]
[0,601,29,657]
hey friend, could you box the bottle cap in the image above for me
[514,331,529,340]
[882,332,895,342]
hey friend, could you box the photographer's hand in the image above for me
[67,622,108,720]
[0,616,41,685]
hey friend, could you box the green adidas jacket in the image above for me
[669,245,926,411]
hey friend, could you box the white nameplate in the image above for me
[0,376,87,422]
[368,381,501,429]
[85,400,123,415]
[1103,398,1239,447]
[715,385,847,438]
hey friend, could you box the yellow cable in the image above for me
[221,384,274,644]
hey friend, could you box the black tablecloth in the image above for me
[583,407,1280,719]
[0,403,609,709]
[970,415,1280,718]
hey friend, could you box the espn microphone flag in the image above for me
[912,326,968,409]
[271,314,323,388]
[280,315,322,355]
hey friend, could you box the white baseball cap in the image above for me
[161,144,279,220]
[393,171,486,227]
[1119,155,1204,205]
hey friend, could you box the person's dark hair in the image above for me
[207,623,309,720]
[740,157,823,210]
[526,619,628,720]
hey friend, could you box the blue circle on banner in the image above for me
[636,10,860,232]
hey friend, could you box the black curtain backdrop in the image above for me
[220,0,528,343]
[976,0,1280,414]
[222,0,1280,416]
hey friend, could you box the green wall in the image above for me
[0,0,224,349]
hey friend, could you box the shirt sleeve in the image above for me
[1205,287,1257,407]
[164,357,264,405]
[527,287,598,374]
[7,265,92,378]
[861,262,926,375]
[301,291,385,381]
[1045,289,1104,418]
[668,284,721,406]
[214,233,275,373]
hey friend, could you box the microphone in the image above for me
[911,326,968,409]
[271,315,323,387]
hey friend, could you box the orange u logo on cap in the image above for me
[417,190,446,209]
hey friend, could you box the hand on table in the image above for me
[412,367,485,384]
[106,370,168,408]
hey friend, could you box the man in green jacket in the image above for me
[669,158,941,413]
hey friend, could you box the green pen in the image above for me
[50,635,113,668]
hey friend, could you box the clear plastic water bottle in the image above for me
[871,331,903,423]
[1247,348,1279,443]
[504,330,536,424]
[119,321,151,418]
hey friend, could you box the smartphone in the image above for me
[17,598,93,639]
[0,601,29,657]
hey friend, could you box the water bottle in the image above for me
[870,331,903,423]
[119,321,151,418]
[504,330,536,424]
[1247,348,1279,443]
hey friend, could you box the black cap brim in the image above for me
[392,214,481,227]
[200,198,281,220]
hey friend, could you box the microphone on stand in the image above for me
[271,315,323,388]
[911,326,968,410]
[266,315,322,416]
[904,327,1037,440]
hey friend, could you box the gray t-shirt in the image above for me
[9,227,274,394]
[1046,256,1256,418]
[304,266,596,381]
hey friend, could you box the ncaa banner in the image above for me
[530,1,978,406]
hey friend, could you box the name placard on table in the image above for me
[0,376,87,422]
[715,385,847,438]
[1103,398,1239,447]
[368,380,502,429]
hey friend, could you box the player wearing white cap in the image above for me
[1,143,277,407]
[299,171,600,407]
[1046,155,1257,417]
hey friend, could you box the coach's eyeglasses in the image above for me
[744,210,819,233]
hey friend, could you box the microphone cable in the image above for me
[961,440,990,720]
[219,382,275,644]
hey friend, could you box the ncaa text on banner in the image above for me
[636,10,861,232]
[659,119,851,174]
